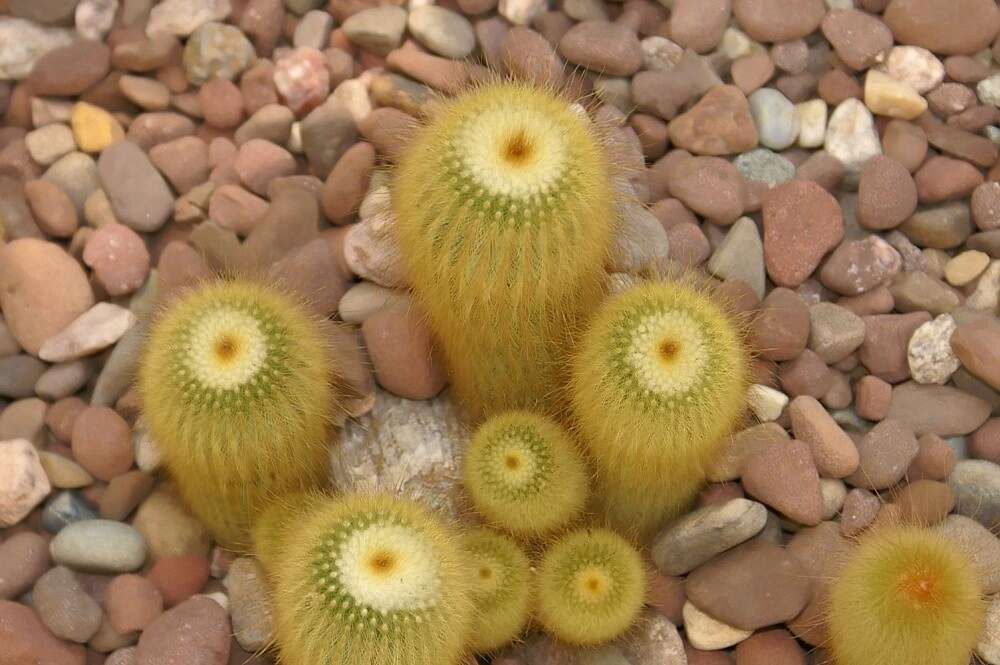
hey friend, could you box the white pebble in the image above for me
[0,438,51,527]
[38,302,137,363]
[824,98,882,174]
[880,46,944,94]
[747,384,788,422]
[682,601,753,650]
[796,99,827,148]
[907,314,960,385]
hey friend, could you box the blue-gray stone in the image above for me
[948,460,1000,530]
[748,88,800,151]
[733,148,795,187]
[50,519,147,573]
[41,491,98,534]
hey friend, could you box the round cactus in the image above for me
[253,492,326,578]
[463,528,533,653]
[393,79,616,422]
[828,525,985,665]
[569,279,750,541]
[138,279,357,549]
[536,527,646,646]
[269,492,474,665]
[462,410,589,539]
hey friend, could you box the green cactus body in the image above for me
[570,280,750,541]
[268,492,474,665]
[463,528,533,653]
[393,80,616,422]
[463,410,589,539]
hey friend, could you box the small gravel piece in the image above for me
[50,519,147,573]
[651,498,768,575]
[0,438,51,527]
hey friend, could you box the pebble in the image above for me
[846,418,918,490]
[38,302,137,363]
[343,210,407,288]
[294,10,334,50]
[668,156,746,225]
[951,319,1000,390]
[732,0,825,42]
[234,139,296,197]
[0,239,95,356]
[70,405,133,483]
[146,0,230,37]
[864,70,928,120]
[97,140,174,233]
[339,282,410,324]
[707,217,766,299]
[50,519,146,573]
[105,574,163,634]
[669,0,729,53]
[223,558,274,652]
[321,141,375,224]
[208,185,268,236]
[857,156,918,230]
[915,157,983,205]
[27,41,110,97]
[763,180,845,288]
[135,595,231,665]
[967,260,1000,311]
[126,113,196,152]
[742,439,823,525]
[133,486,212,560]
[884,0,1000,56]
[361,306,446,401]
[183,22,256,85]
[945,250,990,285]
[908,432,957,480]
[24,180,78,238]
[0,355,46,400]
[39,451,94,489]
[24,124,76,166]
[118,75,170,111]
[147,554,211,607]
[407,6,475,59]
[822,236,903,297]
[0,18,75,80]
[752,287,809,361]
[807,302,864,364]
[0,531,49,599]
[779,348,834,399]
[685,539,812,630]
[734,149,795,188]
[824,98,882,174]
[947,459,1000,530]
[907,313,960,385]
[893,478,953,525]
[789,395,860,478]
[41,491,98,533]
[857,311,929,383]
[933,514,1000,594]
[342,6,408,55]
[748,88,799,151]
[273,47,330,117]
[747,384,789,422]
[881,46,944,94]
[99,470,154,522]
[734,629,806,665]
[978,596,1000,665]
[668,85,759,155]
[43,152,101,216]
[651,498,768,575]
[620,612,686,665]
[0,599,86,665]
[71,102,124,154]
[33,566,102,643]
[683,601,753,651]
[558,21,642,77]
[82,223,150,297]
[822,9,893,72]
[887,381,991,436]
[300,96,357,178]
[0,438,51,527]
[76,0,117,41]
[840,487,881,535]
[236,104,294,147]
[0,398,46,445]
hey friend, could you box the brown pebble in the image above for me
[763,180,845,288]
[732,0,825,42]
[884,0,1000,56]
[669,0,730,54]
[104,574,163,634]
[668,156,747,225]
[668,85,759,156]
[667,223,711,266]
[499,27,565,87]
[822,9,893,71]
[752,287,810,362]
[789,395,859,478]
[0,531,50,600]
[968,418,1000,463]
[45,397,87,443]
[846,418,919,490]
[820,236,902,296]
[71,406,134,482]
[134,596,230,664]
[950,318,1000,390]
[818,69,862,106]
[234,139,297,197]
[557,21,643,76]
[854,374,892,421]
[907,432,957,480]
[731,53,775,95]
[24,181,79,239]
[361,306,447,401]
[743,439,824,525]
[857,156,917,230]
[735,628,806,665]
[148,135,210,195]
[28,40,111,97]
[882,120,928,173]
[687,645,735,665]
[146,555,211,607]
[859,312,931,383]
[0,600,85,665]
[914,155,984,204]
[321,141,375,225]
[840,487,882,535]
[82,223,151,297]
[887,381,991,437]
[779,349,834,399]
[647,573,686,625]
[100,470,155,521]
[357,107,417,161]
[209,185,269,237]
[893,479,954,525]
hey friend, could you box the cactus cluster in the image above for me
[393,79,616,422]
[139,278,358,549]
[463,528,534,653]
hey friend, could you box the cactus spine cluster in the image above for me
[263,492,474,665]
[463,527,534,653]
[536,527,646,646]
[463,410,589,539]
[138,279,357,549]
[569,279,750,540]
[828,525,985,665]
[393,79,616,422]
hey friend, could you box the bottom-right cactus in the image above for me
[828,524,985,665]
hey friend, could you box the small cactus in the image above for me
[569,279,750,540]
[463,527,533,653]
[393,79,617,422]
[267,492,474,665]
[536,527,646,646]
[828,524,985,665]
[463,410,589,539]
[138,279,359,549]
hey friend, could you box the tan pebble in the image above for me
[71,102,125,153]
[863,70,927,120]
[742,439,823,525]
[944,250,990,286]
[71,406,134,482]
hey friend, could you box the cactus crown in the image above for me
[828,524,985,665]
[536,528,646,646]
[271,493,473,665]
[463,410,588,538]
[463,528,533,653]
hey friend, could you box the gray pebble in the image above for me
[300,96,358,179]
[948,459,1000,530]
[34,359,93,401]
[748,88,800,151]
[223,557,275,652]
[41,491,98,533]
[50,518,147,573]
[408,6,476,59]
[707,217,766,299]
[808,302,865,364]
[934,514,1000,594]
[0,354,46,399]
[734,148,795,187]
[292,9,333,49]
[98,141,173,233]
[42,152,100,216]
[32,566,102,643]
[651,498,768,575]
[342,6,408,55]
[182,21,256,85]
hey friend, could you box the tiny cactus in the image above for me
[265,492,474,665]
[138,278,358,549]
[828,524,985,665]
[393,79,616,422]
[463,527,533,653]
[569,279,750,540]
[252,492,325,578]
[536,527,646,646]
[463,410,589,539]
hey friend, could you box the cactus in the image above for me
[267,492,474,665]
[569,279,750,541]
[393,79,616,422]
[138,279,359,549]
[462,410,589,540]
[828,524,985,665]
[463,527,533,653]
[536,527,646,646]
[253,492,326,578]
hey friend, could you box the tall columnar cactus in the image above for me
[393,80,616,422]
[536,527,646,646]
[570,280,750,540]
[828,525,985,665]
[462,527,533,653]
[263,492,474,665]
[138,279,359,549]
[462,410,589,540]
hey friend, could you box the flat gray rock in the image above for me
[651,498,768,575]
